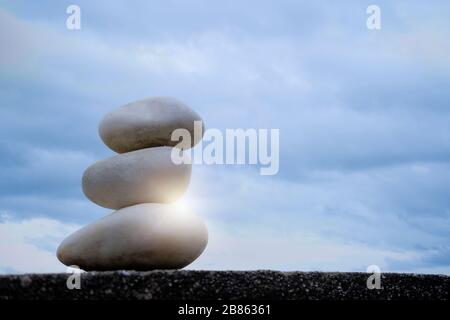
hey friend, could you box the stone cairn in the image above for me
[57,97,208,271]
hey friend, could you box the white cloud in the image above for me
[0,215,80,273]
[135,41,212,75]
[185,166,450,274]
[189,220,422,272]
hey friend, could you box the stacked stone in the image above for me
[57,97,208,271]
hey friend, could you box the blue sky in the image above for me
[0,0,450,274]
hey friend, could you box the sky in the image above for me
[0,0,450,274]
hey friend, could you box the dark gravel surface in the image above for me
[0,270,448,300]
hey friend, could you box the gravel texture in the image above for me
[0,270,448,300]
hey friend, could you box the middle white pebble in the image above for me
[82,146,191,209]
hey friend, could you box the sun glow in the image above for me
[171,196,192,213]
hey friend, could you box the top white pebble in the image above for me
[99,97,204,153]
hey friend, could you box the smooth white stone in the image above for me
[57,203,208,271]
[99,96,204,153]
[82,147,191,209]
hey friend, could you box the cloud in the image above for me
[0,214,80,273]
[0,147,96,197]
[190,221,424,272]
[0,146,106,224]
[186,166,450,274]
